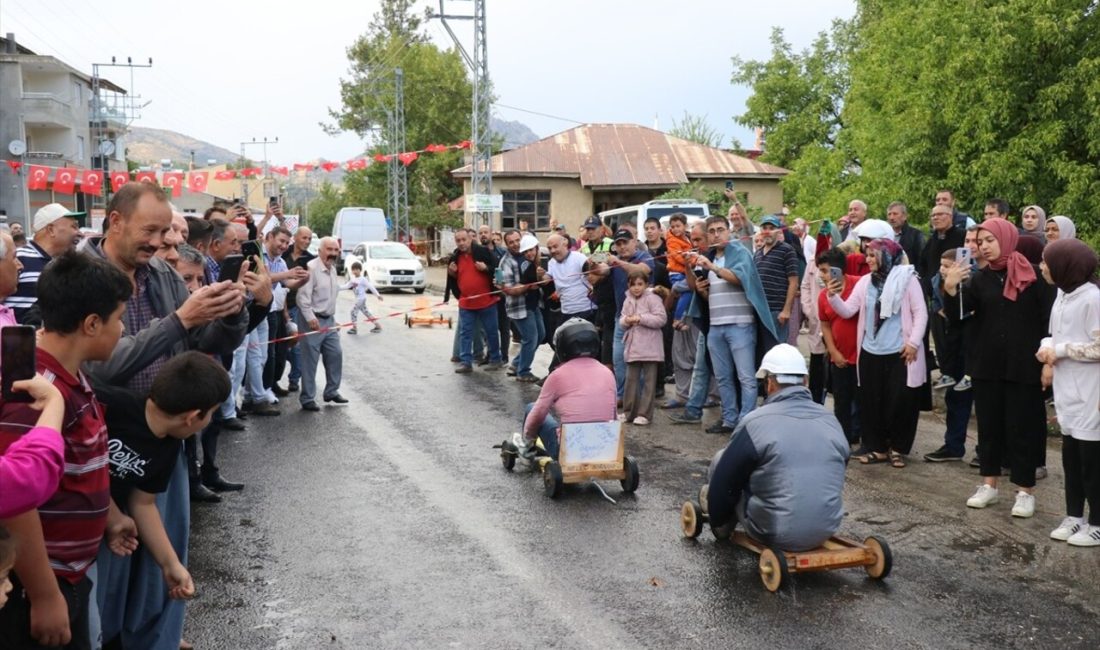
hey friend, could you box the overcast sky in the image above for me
[1,0,855,165]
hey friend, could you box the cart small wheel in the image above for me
[759,547,789,592]
[544,461,563,498]
[620,456,640,493]
[448,318,454,329]
[680,501,705,539]
[500,439,517,471]
[863,535,893,579]
[699,484,709,515]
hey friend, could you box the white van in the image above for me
[598,199,710,234]
[332,207,389,258]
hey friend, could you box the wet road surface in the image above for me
[184,291,1100,649]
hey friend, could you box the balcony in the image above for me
[22,92,77,128]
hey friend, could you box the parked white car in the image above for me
[343,241,426,293]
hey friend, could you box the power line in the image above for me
[495,103,585,125]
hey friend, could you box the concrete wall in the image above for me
[462,177,593,236]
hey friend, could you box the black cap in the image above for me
[613,229,633,242]
[583,216,602,229]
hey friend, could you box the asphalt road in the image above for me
[183,290,1100,649]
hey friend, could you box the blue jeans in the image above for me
[613,319,626,399]
[297,313,343,404]
[684,332,713,419]
[943,380,974,456]
[707,323,757,427]
[244,317,269,402]
[288,306,302,384]
[524,401,560,460]
[512,311,545,377]
[459,305,502,366]
[452,314,485,360]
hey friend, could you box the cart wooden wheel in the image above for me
[500,439,516,471]
[680,501,704,539]
[759,547,789,592]
[620,456,640,493]
[863,535,893,580]
[698,484,709,515]
[543,461,563,498]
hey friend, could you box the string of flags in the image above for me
[4,140,472,197]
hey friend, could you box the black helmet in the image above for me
[553,318,601,363]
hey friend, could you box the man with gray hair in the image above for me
[706,344,849,551]
[841,199,868,242]
[296,236,347,411]
[0,231,23,329]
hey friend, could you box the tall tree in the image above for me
[668,112,724,148]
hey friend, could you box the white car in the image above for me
[343,241,426,293]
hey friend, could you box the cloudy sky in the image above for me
[1,0,855,164]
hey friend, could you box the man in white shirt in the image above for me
[545,233,594,371]
[296,237,347,411]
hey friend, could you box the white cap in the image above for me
[755,343,808,380]
[518,234,539,253]
[33,203,85,232]
[852,218,895,241]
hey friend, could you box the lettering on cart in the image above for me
[561,421,621,465]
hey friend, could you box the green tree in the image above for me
[668,112,723,148]
[305,180,345,236]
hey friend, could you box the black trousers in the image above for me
[264,312,288,389]
[1063,436,1100,525]
[496,300,511,352]
[808,352,826,404]
[972,379,1046,488]
[0,574,92,650]
[830,362,859,444]
[857,351,920,455]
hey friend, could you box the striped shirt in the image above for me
[708,254,755,325]
[753,242,799,312]
[0,349,110,583]
[3,240,52,322]
[123,265,166,394]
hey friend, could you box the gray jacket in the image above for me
[82,237,249,386]
[707,385,849,551]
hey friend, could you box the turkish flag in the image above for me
[27,165,50,190]
[80,169,103,196]
[163,171,184,197]
[425,143,447,153]
[134,171,157,184]
[456,140,472,149]
[293,163,314,172]
[6,161,22,174]
[240,167,262,177]
[52,167,78,194]
[110,170,130,192]
[271,166,289,176]
[188,171,209,193]
[398,152,419,166]
[215,169,237,180]
[320,162,339,172]
[373,154,391,163]
[346,158,367,170]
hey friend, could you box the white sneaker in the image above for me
[1011,491,1035,518]
[1051,516,1085,541]
[617,413,627,422]
[966,484,999,508]
[1067,524,1100,547]
[633,416,650,426]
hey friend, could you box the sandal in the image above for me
[858,452,889,465]
[888,451,907,468]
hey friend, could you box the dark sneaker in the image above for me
[288,383,299,392]
[516,374,539,383]
[705,423,735,435]
[932,375,957,391]
[667,412,702,425]
[251,402,281,417]
[923,446,964,462]
[968,455,981,468]
[301,401,320,412]
[221,417,247,431]
[454,364,473,374]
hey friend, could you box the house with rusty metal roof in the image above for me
[452,123,789,234]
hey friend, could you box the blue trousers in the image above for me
[684,332,713,419]
[459,305,501,365]
[613,319,626,399]
[512,311,545,378]
[707,323,757,428]
[525,401,560,460]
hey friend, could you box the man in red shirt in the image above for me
[817,247,861,447]
[448,229,504,373]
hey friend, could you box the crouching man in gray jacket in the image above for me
[707,344,849,551]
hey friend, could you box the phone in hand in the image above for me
[725,180,734,190]
[693,266,708,281]
[829,266,844,283]
[269,195,278,205]
[2,325,37,403]
[217,254,245,283]
[955,247,972,267]
[240,240,263,270]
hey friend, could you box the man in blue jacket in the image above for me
[707,344,849,551]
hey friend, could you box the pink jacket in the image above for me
[0,426,65,518]
[620,290,668,363]
[827,273,928,388]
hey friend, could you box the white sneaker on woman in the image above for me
[1010,491,1035,518]
[966,484,999,508]
[1067,525,1100,547]
[1050,516,1085,541]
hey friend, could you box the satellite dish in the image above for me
[98,140,116,156]
[8,140,26,156]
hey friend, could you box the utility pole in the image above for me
[388,68,409,242]
[436,0,492,228]
[240,137,278,206]
[91,56,152,208]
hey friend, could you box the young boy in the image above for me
[93,351,231,647]
[0,252,132,649]
[342,262,383,335]
[664,214,694,325]
[930,249,973,392]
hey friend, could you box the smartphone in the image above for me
[269,195,279,205]
[693,267,708,281]
[829,266,844,283]
[217,254,245,283]
[955,247,972,267]
[1,325,37,403]
[725,180,734,190]
[240,240,262,264]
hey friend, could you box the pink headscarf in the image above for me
[979,218,1036,301]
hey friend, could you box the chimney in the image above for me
[5,33,16,54]
[754,127,766,152]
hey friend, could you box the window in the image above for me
[501,190,551,230]
[76,136,85,162]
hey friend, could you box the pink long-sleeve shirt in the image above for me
[0,426,65,518]
[524,357,616,439]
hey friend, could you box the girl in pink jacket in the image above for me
[620,271,668,425]
[0,375,66,520]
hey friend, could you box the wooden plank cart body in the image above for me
[404,297,452,329]
[680,489,891,592]
[498,421,639,498]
